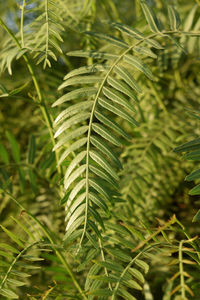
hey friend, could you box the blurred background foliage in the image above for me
[0,0,200,299]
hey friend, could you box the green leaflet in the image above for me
[85,31,128,49]
[96,259,124,272]
[58,138,87,166]
[192,210,200,222]
[54,112,90,138]
[135,259,149,274]
[89,192,109,214]
[0,143,9,164]
[185,169,200,181]
[189,183,200,195]
[0,225,24,248]
[123,54,154,80]
[88,220,101,238]
[183,4,198,31]
[106,77,138,104]
[140,0,161,33]
[53,126,88,151]
[173,138,200,152]
[66,204,86,230]
[98,97,138,126]
[68,179,86,205]
[64,216,85,240]
[89,164,118,189]
[88,289,112,296]
[64,151,87,181]
[128,268,145,283]
[64,64,108,80]
[89,150,119,180]
[0,288,18,299]
[109,21,163,48]
[168,6,181,31]
[89,178,111,200]
[134,46,157,58]
[85,264,102,290]
[0,243,19,254]
[54,101,93,125]
[95,110,131,140]
[89,208,105,230]
[67,50,118,60]
[90,135,122,169]
[28,135,36,164]
[6,278,26,287]
[184,150,200,160]
[105,247,132,262]
[64,164,86,190]
[92,123,122,146]
[114,65,142,94]
[52,87,97,106]
[117,288,137,300]
[110,22,145,40]
[58,76,102,90]
[6,131,20,163]
[103,84,137,110]
[66,193,86,220]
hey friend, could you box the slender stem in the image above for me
[98,238,112,291]
[1,190,87,300]
[179,240,185,298]
[0,18,62,178]
[20,0,26,48]
[44,0,49,68]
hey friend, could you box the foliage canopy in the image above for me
[0,0,200,299]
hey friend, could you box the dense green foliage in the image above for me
[0,0,200,299]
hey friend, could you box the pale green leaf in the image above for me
[123,54,154,80]
[128,268,145,283]
[114,65,142,94]
[66,204,86,230]
[89,164,118,189]
[168,6,181,31]
[106,77,138,104]
[52,87,97,106]
[64,164,86,190]
[90,150,119,180]
[86,32,128,49]
[98,97,138,126]
[64,64,108,80]
[67,50,118,60]
[92,123,122,146]
[95,110,131,140]
[54,101,93,125]
[89,192,109,213]
[117,288,137,300]
[64,151,86,181]
[53,126,88,151]
[0,288,18,299]
[103,84,137,110]
[58,76,102,90]
[90,135,122,169]
[140,0,161,32]
[54,112,90,138]
[58,138,87,165]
